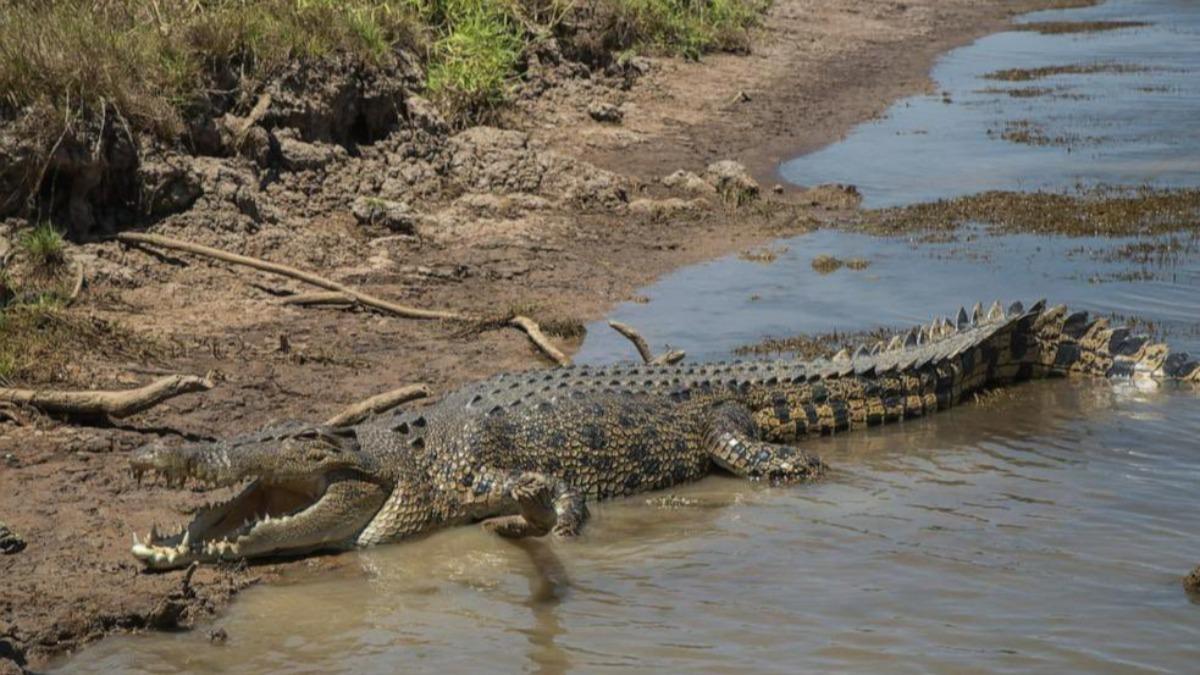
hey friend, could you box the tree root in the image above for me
[116,232,465,321]
[325,384,431,427]
[511,316,572,367]
[0,374,215,419]
[608,320,685,365]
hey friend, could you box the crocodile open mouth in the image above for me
[130,473,330,569]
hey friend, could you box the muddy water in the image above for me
[780,0,1200,207]
[58,2,1200,673]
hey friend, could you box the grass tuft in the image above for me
[18,223,67,269]
[607,0,768,59]
[423,2,525,121]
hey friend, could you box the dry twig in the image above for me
[608,320,685,365]
[510,315,572,366]
[0,374,215,419]
[325,384,431,427]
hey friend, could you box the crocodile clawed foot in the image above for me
[482,472,558,538]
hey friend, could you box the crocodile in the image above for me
[129,300,1200,569]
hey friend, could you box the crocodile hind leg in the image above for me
[478,472,588,539]
[706,402,826,484]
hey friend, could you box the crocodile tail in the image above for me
[836,300,1200,399]
[1009,301,1200,382]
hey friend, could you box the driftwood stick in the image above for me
[325,384,431,427]
[510,315,571,367]
[608,320,686,365]
[116,232,465,321]
[608,320,654,363]
[0,374,215,419]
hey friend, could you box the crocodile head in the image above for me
[129,423,390,570]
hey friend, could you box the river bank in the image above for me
[0,0,1096,670]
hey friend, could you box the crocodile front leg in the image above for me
[465,469,589,538]
[706,402,826,484]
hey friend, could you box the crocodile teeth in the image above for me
[1008,301,1025,316]
[956,307,970,329]
[987,300,1004,322]
[887,335,904,352]
[832,348,850,363]
[971,302,983,325]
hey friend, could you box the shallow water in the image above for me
[780,0,1200,207]
[57,1,1200,673]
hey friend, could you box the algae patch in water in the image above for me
[1014,20,1150,35]
[861,187,1200,236]
[809,255,871,274]
[739,245,789,264]
[993,119,1104,148]
[984,63,1150,82]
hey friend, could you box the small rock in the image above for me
[772,184,784,195]
[238,126,275,168]
[662,170,714,195]
[799,183,861,210]
[351,197,417,234]
[276,131,346,172]
[208,627,229,644]
[588,102,623,124]
[703,160,759,206]
[137,154,202,217]
[0,522,26,555]
[404,95,448,134]
[1185,565,1200,595]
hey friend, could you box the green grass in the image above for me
[17,223,67,269]
[607,0,768,59]
[0,0,767,138]
[0,0,424,139]
[423,1,525,120]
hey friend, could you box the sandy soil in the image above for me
[0,0,1085,670]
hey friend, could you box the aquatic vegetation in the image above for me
[863,187,1200,236]
[983,62,1150,82]
[1014,20,1150,34]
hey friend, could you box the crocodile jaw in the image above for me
[131,476,336,570]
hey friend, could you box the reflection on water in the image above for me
[57,0,1200,672]
[780,0,1200,207]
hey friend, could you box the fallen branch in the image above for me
[117,232,575,369]
[115,232,465,321]
[0,374,215,419]
[325,384,431,427]
[608,320,685,365]
[511,315,571,367]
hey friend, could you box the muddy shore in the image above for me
[0,0,1095,670]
